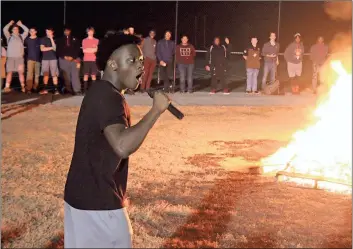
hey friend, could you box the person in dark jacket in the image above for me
[56,26,82,95]
[284,33,305,94]
[205,37,229,95]
[156,30,175,92]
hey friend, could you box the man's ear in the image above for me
[107,59,118,71]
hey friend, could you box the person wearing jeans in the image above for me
[310,36,328,94]
[156,31,175,93]
[261,32,280,91]
[176,35,196,93]
[243,36,261,94]
[56,27,82,95]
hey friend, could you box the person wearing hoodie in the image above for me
[310,36,328,94]
[176,35,196,93]
[3,20,29,93]
[156,30,175,93]
[56,27,82,95]
[284,33,304,94]
[205,36,229,95]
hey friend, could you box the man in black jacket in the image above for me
[205,37,229,95]
[57,27,82,95]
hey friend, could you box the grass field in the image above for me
[1,104,351,248]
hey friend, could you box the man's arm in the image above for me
[283,44,291,62]
[40,39,53,52]
[103,92,170,159]
[3,21,13,40]
[18,21,29,40]
[156,40,162,62]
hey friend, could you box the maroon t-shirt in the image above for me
[176,44,196,64]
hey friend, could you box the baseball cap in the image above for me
[294,33,301,38]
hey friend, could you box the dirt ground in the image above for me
[1,105,352,248]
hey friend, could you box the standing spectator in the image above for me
[25,27,41,93]
[205,37,229,95]
[156,30,175,93]
[224,37,233,74]
[141,30,157,92]
[57,27,82,95]
[284,33,304,94]
[40,27,59,95]
[243,36,261,94]
[82,27,99,93]
[2,20,28,93]
[261,32,280,91]
[310,36,328,94]
[176,35,196,93]
[128,26,135,35]
[1,39,6,81]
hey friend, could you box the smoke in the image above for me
[324,1,352,21]
[318,1,352,85]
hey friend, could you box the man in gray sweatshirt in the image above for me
[3,20,29,93]
[284,33,304,94]
[141,30,157,92]
[310,36,328,94]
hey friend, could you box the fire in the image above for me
[261,60,352,193]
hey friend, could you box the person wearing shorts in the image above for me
[82,27,99,93]
[40,28,59,95]
[2,20,28,93]
[284,33,304,94]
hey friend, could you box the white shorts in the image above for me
[64,202,133,248]
[287,62,302,78]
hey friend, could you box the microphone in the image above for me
[147,90,184,120]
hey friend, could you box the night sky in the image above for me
[1,1,351,51]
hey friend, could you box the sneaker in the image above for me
[180,91,186,94]
[245,91,251,95]
[223,89,230,95]
[3,87,11,93]
[53,89,60,95]
[39,89,48,95]
[253,91,260,95]
[187,91,193,94]
[209,89,216,95]
[21,87,25,93]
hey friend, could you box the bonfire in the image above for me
[261,59,352,193]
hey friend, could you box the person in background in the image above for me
[40,27,59,95]
[176,35,196,93]
[1,39,6,82]
[141,29,157,93]
[82,27,99,93]
[156,30,175,93]
[310,36,328,94]
[2,20,28,93]
[25,27,41,93]
[224,37,233,76]
[284,33,304,94]
[205,36,229,95]
[261,32,280,91]
[57,27,82,95]
[243,36,261,94]
[128,26,135,36]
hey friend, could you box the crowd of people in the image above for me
[0,20,329,96]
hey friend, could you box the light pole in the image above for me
[63,1,66,26]
[277,1,281,42]
[172,0,179,93]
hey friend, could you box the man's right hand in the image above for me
[159,61,166,67]
[152,91,170,114]
[205,65,210,71]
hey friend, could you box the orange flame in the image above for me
[261,60,352,192]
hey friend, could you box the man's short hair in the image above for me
[181,34,188,39]
[165,30,172,35]
[250,36,258,39]
[64,26,72,31]
[30,27,37,31]
[46,27,54,32]
[86,26,95,33]
[149,29,156,34]
[270,32,276,35]
[96,31,141,71]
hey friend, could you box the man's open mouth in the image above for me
[136,72,144,82]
